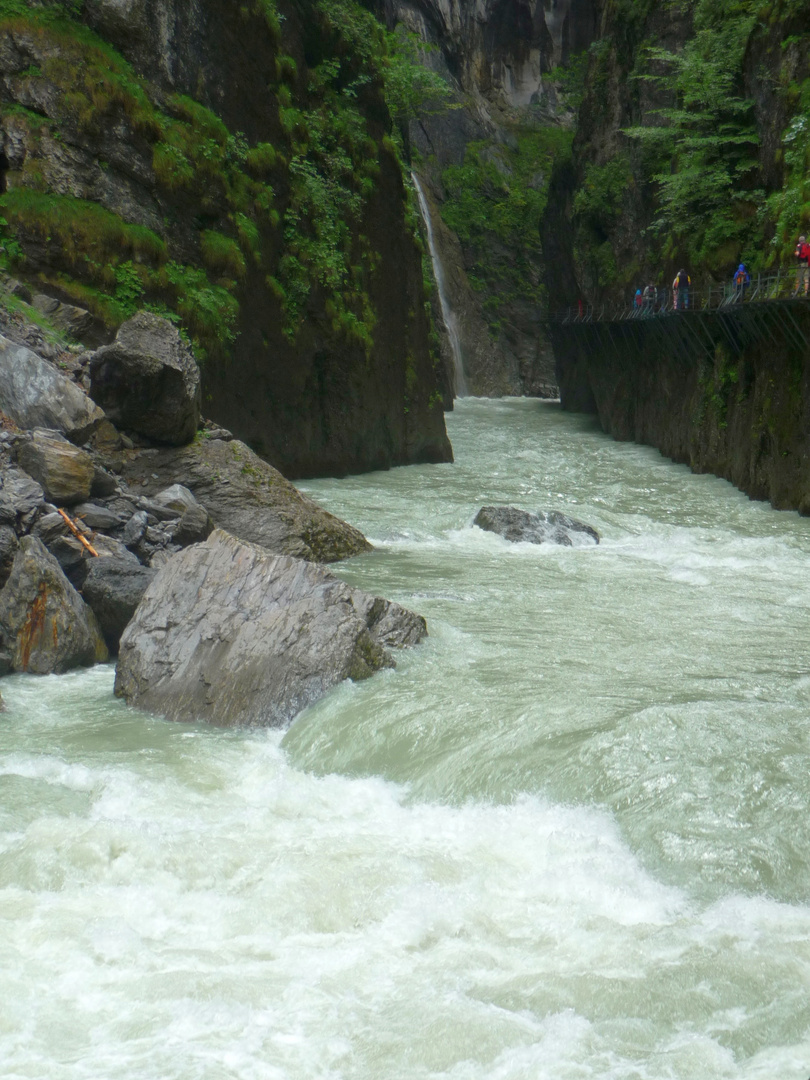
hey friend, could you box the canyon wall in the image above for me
[379,0,597,396]
[0,0,452,478]
[553,304,810,512]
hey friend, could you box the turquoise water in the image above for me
[2,398,810,1078]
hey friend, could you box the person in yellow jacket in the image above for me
[672,269,690,310]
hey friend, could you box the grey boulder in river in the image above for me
[474,505,600,546]
[115,530,427,727]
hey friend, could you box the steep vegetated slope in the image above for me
[546,0,810,306]
[0,0,452,477]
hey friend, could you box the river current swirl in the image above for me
[2,398,810,1078]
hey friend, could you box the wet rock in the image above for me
[120,437,371,563]
[16,430,95,506]
[121,510,148,549]
[32,511,70,547]
[115,529,426,727]
[0,333,105,442]
[81,556,157,653]
[88,312,201,445]
[170,502,213,547]
[91,466,118,497]
[0,535,108,673]
[473,505,600,547]
[0,525,18,587]
[0,466,45,526]
[72,502,125,532]
[30,293,96,340]
[151,483,199,514]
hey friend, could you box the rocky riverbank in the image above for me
[0,302,427,724]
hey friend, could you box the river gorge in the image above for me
[3,398,810,1078]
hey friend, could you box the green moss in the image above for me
[440,127,572,336]
[201,230,247,279]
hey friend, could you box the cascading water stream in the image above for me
[411,172,467,397]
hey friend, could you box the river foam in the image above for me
[4,399,810,1077]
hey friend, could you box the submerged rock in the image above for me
[115,529,426,727]
[0,535,108,673]
[88,312,201,445]
[474,505,599,546]
[120,436,371,563]
[0,333,104,442]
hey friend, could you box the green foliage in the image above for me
[0,0,452,364]
[382,27,455,132]
[440,128,572,335]
[0,215,23,267]
[766,78,810,253]
[623,0,761,270]
[201,230,247,279]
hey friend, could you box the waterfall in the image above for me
[411,172,467,397]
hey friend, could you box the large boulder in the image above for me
[474,505,600,546]
[16,429,95,505]
[0,333,104,442]
[120,436,370,562]
[88,311,201,445]
[81,556,157,653]
[0,535,108,673]
[115,529,426,727]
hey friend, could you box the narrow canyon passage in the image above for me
[3,399,810,1078]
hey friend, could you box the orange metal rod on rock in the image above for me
[57,508,99,557]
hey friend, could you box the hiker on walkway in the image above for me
[733,263,750,301]
[634,288,643,314]
[795,235,810,296]
[672,269,690,310]
[642,283,655,314]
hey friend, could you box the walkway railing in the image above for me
[548,271,808,325]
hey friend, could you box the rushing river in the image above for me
[3,398,810,1078]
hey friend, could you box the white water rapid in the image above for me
[411,172,468,397]
[4,398,810,1078]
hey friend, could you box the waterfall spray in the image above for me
[411,172,467,397]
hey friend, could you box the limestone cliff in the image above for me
[0,0,452,478]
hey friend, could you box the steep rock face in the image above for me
[0,0,451,478]
[554,306,810,513]
[381,0,597,395]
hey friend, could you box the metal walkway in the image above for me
[547,272,810,362]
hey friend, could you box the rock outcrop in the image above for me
[115,529,426,727]
[0,535,108,673]
[474,505,599,546]
[120,436,371,562]
[0,334,104,442]
[88,313,201,445]
[16,430,96,506]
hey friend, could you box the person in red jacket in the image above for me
[796,235,810,296]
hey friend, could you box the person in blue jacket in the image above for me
[733,263,750,301]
